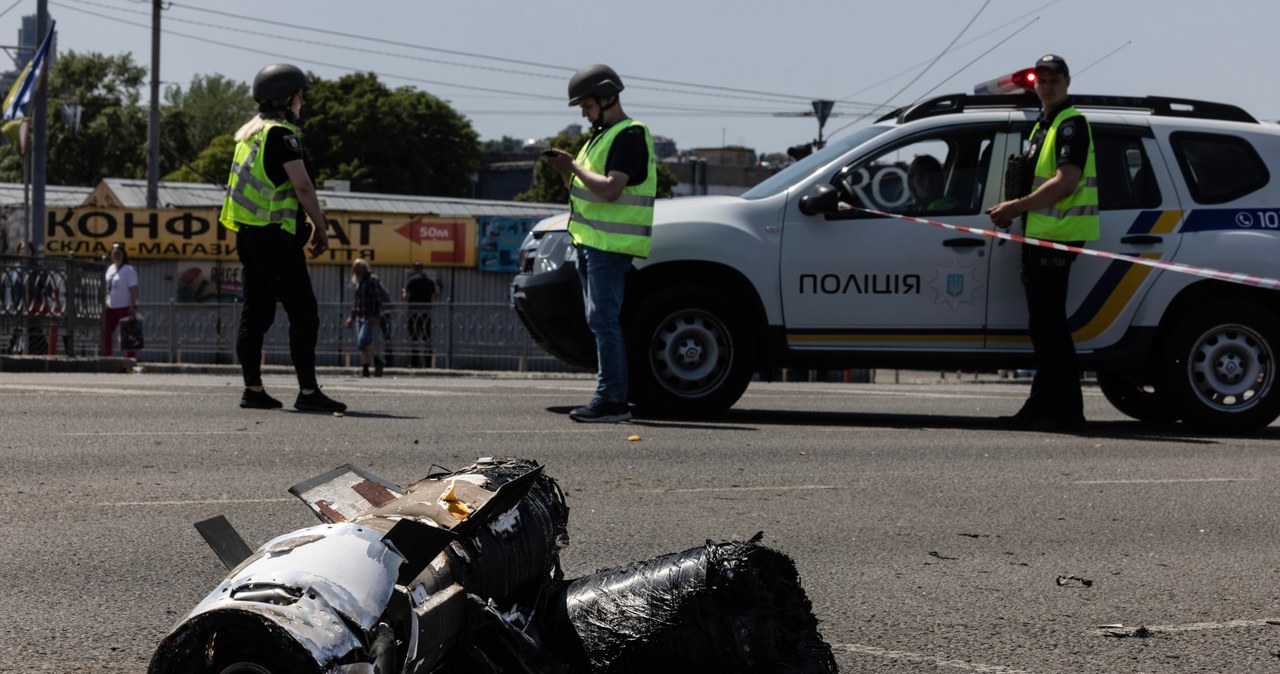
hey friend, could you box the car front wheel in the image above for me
[626,285,755,418]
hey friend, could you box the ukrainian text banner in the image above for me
[44,208,477,267]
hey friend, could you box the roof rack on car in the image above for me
[878,93,1258,125]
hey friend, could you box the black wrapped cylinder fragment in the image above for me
[537,534,838,673]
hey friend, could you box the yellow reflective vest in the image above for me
[220,119,303,235]
[568,119,656,258]
[1026,106,1099,242]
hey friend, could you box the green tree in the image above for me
[163,133,235,185]
[515,129,676,204]
[0,51,149,186]
[482,135,529,153]
[303,71,479,196]
[655,163,678,198]
[163,74,255,156]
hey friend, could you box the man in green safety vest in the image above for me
[988,54,1099,432]
[544,64,656,423]
[221,63,346,414]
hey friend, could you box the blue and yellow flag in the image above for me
[3,21,56,122]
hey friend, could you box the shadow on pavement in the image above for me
[713,408,1280,444]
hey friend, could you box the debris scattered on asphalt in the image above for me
[1102,625,1151,639]
[150,457,838,673]
[1056,574,1094,587]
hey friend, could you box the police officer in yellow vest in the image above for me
[221,63,346,414]
[988,54,1098,431]
[544,64,656,423]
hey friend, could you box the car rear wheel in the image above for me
[1158,301,1280,433]
[626,285,755,418]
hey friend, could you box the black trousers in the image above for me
[406,310,433,366]
[1019,244,1084,420]
[235,224,319,390]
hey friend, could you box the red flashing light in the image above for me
[973,68,1038,95]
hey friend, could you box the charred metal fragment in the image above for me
[150,458,568,674]
[150,458,835,674]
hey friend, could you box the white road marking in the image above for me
[0,384,184,395]
[330,387,482,396]
[61,431,267,436]
[1075,478,1258,484]
[805,426,927,431]
[636,485,841,494]
[839,643,1033,673]
[1097,618,1277,634]
[98,498,294,507]
[471,429,620,433]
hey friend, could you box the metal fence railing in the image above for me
[135,300,582,373]
[3,254,582,373]
[2,254,104,357]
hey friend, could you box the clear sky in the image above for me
[10,0,1280,156]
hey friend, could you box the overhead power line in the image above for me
[827,0,992,140]
[46,0,1010,143]
[53,0,847,107]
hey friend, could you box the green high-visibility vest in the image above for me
[220,119,303,235]
[568,119,656,258]
[1026,106,1099,242]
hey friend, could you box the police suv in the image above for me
[512,80,1280,432]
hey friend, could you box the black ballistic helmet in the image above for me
[567,64,624,106]
[253,64,310,102]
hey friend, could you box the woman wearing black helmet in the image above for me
[220,63,346,413]
[544,64,656,423]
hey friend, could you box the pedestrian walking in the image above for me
[344,258,388,377]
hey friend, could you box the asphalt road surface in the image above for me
[2,369,1279,673]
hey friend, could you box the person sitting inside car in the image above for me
[907,155,960,211]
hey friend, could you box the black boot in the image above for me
[361,363,370,377]
[374,357,385,377]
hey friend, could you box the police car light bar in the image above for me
[973,68,1036,95]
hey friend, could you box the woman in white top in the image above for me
[104,243,139,357]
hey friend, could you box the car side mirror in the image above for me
[798,184,842,216]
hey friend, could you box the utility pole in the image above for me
[31,0,47,252]
[146,0,161,208]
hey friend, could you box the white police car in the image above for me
[512,78,1280,432]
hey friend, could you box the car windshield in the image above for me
[741,125,892,200]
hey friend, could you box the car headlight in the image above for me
[519,231,577,274]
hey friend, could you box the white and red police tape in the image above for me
[852,206,1280,291]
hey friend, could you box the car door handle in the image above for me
[943,238,985,248]
[1121,235,1163,245]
